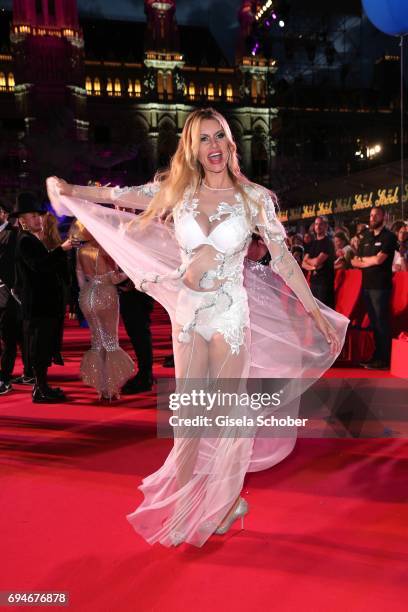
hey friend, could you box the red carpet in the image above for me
[1,308,407,612]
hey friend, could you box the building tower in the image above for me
[144,0,179,52]
[143,1,184,102]
[236,1,278,181]
[11,0,87,139]
[143,0,184,168]
[237,0,260,62]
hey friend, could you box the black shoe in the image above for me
[53,352,65,366]
[45,385,67,399]
[0,381,12,395]
[363,360,390,370]
[32,386,67,403]
[163,355,175,368]
[359,358,374,367]
[10,375,35,386]
[121,373,154,394]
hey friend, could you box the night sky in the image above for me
[82,0,243,61]
[0,0,403,73]
[0,0,242,60]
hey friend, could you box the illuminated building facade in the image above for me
[0,0,278,195]
[0,0,402,224]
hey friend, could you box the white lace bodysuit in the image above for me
[107,181,319,361]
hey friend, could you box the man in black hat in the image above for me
[14,192,76,403]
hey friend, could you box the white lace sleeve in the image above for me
[110,182,161,210]
[70,182,161,211]
[255,188,319,313]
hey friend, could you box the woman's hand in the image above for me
[156,205,174,225]
[111,271,128,285]
[61,238,75,251]
[309,308,341,355]
[49,176,73,197]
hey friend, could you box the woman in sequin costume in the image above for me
[70,221,134,400]
[47,108,349,547]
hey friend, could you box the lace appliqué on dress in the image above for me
[175,188,200,220]
[208,197,245,223]
[256,189,294,279]
[111,183,161,201]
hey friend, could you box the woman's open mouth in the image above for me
[207,152,223,165]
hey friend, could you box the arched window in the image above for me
[164,71,173,97]
[114,78,121,96]
[251,76,258,100]
[134,79,141,97]
[188,82,195,100]
[7,73,14,89]
[218,84,222,97]
[94,77,101,96]
[48,0,56,17]
[0,72,6,89]
[107,78,113,96]
[128,79,133,96]
[85,76,92,94]
[157,71,164,95]
[226,84,233,102]
[208,83,214,100]
[36,0,43,16]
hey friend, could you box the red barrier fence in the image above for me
[334,270,408,364]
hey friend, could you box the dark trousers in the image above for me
[119,290,153,376]
[362,288,392,364]
[23,317,59,371]
[0,298,31,383]
[311,282,335,309]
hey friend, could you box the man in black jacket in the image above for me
[0,199,34,394]
[14,193,75,403]
[0,199,17,394]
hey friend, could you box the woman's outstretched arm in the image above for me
[46,176,161,211]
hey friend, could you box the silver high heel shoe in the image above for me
[214,497,249,535]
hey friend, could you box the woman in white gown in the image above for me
[47,108,349,547]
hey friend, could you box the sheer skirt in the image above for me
[127,320,253,547]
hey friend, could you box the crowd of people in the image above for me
[239,208,406,371]
[0,192,407,403]
[0,193,156,402]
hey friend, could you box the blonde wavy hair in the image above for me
[138,108,260,227]
[69,219,93,242]
[41,212,62,250]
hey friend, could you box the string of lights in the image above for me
[251,0,285,56]
[255,0,285,28]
